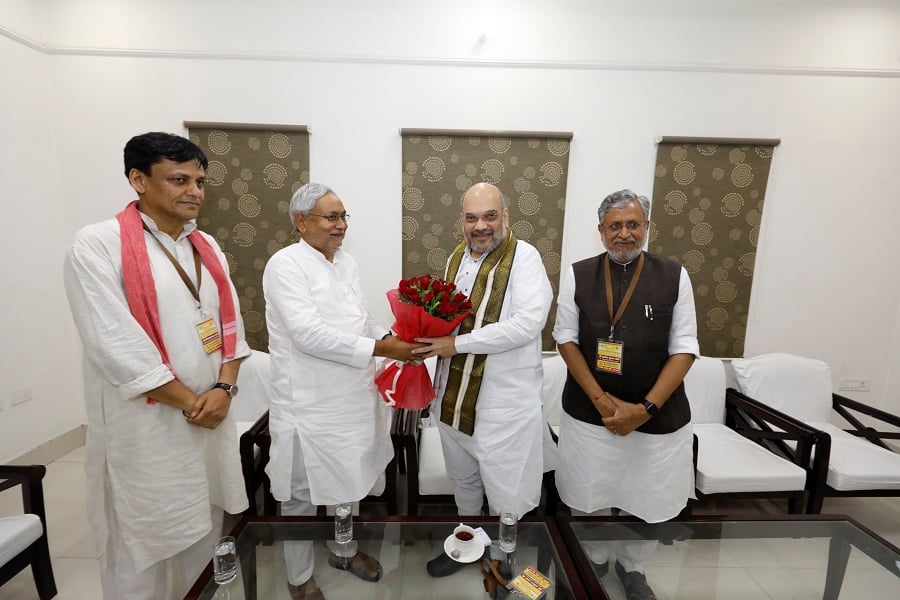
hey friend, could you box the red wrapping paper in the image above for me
[375,289,469,409]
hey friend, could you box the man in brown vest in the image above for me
[552,189,699,600]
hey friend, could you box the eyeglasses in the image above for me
[602,221,646,233]
[306,212,350,223]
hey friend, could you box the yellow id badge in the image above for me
[196,318,223,354]
[596,338,623,375]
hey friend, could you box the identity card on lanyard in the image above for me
[196,318,223,354]
[596,253,644,375]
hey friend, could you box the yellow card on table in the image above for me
[509,565,551,599]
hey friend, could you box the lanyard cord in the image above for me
[603,253,644,339]
[142,223,202,303]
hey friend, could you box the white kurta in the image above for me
[63,215,250,571]
[263,240,393,506]
[552,261,699,522]
[432,240,553,516]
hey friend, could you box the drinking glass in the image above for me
[334,503,353,543]
[212,536,237,585]
[499,511,518,552]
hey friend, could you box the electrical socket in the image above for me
[838,379,869,392]
[11,386,33,406]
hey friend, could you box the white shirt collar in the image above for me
[139,212,196,242]
[298,238,344,266]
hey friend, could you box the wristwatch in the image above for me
[641,399,660,418]
[212,382,239,398]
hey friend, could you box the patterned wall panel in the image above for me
[650,140,777,358]
[401,131,571,350]
[188,124,310,351]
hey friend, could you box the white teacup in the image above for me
[452,523,479,554]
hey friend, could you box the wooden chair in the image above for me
[0,465,57,599]
[732,352,900,514]
[233,350,275,515]
[684,356,814,513]
[238,412,275,516]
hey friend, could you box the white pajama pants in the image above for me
[101,502,224,600]
[437,417,543,518]
[281,433,385,586]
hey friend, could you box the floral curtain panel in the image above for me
[187,123,310,351]
[401,129,572,350]
[650,137,778,357]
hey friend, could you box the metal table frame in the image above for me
[556,513,900,600]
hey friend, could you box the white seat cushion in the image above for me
[232,349,272,422]
[0,514,42,565]
[732,353,833,423]
[812,423,900,490]
[684,356,727,425]
[541,352,568,429]
[540,353,568,473]
[733,353,900,492]
[418,426,455,495]
[694,424,807,494]
[236,421,261,461]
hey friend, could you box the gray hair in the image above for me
[289,182,333,222]
[597,189,650,223]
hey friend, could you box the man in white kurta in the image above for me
[264,183,421,598]
[415,183,552,577]
[64,133,250,600]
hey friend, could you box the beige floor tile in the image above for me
[720,537,840,569]
[47,558,102,600]
[0,570,33,600]
[748,566,900,599]
[643,566,773,600]
[646,538,742,568]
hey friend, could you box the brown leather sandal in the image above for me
[288,576,325,600]
[328,551,383,582]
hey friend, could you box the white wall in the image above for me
[0,6,84,462]
[2,0,899,459]
[0,0,46,41]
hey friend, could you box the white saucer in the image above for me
[443,535,485,563]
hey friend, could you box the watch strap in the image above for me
[641,399,660,418]
[213,382,236,397]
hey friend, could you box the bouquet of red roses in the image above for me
[375,274,472,409]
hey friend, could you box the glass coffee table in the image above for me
[185,515,586,599]
[557,514,900,599]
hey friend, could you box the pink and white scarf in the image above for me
[116,200,237,402]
